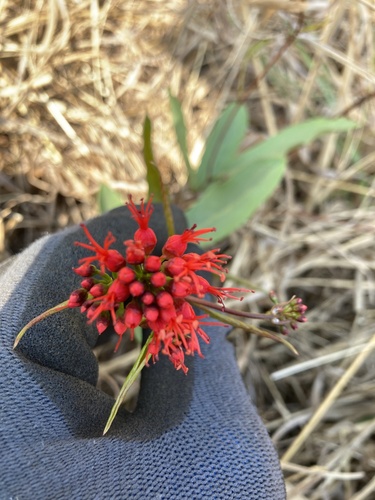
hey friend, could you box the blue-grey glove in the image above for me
[1,205,285,499]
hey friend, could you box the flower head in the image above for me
[269,293,308,335]
[70,197,249,373]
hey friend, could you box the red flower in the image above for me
[73,198,248,372]
[126,196,157,254]
[162,225,215,258]
[195,276,247,304]
[75,224,125,273]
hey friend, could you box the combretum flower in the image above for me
[14,196,307,433]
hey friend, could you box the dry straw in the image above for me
[1,1,375,498]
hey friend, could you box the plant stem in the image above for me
[13,300,70,348]
[187,296,272,321]
[189,300,298,356]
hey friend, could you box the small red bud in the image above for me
[68,288,88,308]
[134,228,157,255]
[159,306,176,322]
[151,272,166,288]
[144,255,161,272]
[124,302,142,329]
[105,250,126,272]
[96,314,110,334]
[108,279,130,302]
[298,305,308,314]
[90,284,107,298]
[164,257,186,277]
[81,278,95,290]
[141,292,155,305]
[156,291,174,309]
[118,267,136,284]
[144,306,159,322]
[125,240,145,265]
[114,316,127,336]
[297,316,307,323]
[170,279,192,298]
[129,281,145,297]
[74,264,94,277]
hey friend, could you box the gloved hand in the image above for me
[1,204,285,499]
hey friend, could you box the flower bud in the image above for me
[74,264,94,277]
[156,291,174,309]
[68,288,88,308]
[105,250,126,272]
[135,228,157,255]
[159,306,176,322]
[141,292,155,305]
[164,257,186,277]
[151,272,166,288]
[144,255,161,272]
[118,266,136,284]
[124,302,142,329]
[81,278,95,290]
[124,240,145,265]
[162,235,186,258]
[108,279,130,302]
[129,280,145,297]
[170,278,192,298]
[90,284,107,298]
[144,306,159,322]
[114,316,127,336]
[86,303,100,320]
[96,313,110,334]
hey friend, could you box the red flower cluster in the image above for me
[68,197,246,373]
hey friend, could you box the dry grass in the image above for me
[2,1,375,498]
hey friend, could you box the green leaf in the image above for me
[103,332,153,435]
[187,117,357,245]
[194,103,249,189]
[97,184,123,214]
[169,92,193,179]
[143,116,163,203]
[227,117,356,176]
[186,157,285,246]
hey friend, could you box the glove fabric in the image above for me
[1,205,285,499]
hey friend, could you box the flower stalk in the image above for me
[13,301,70,349]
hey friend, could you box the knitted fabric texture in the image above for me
[1,206,286,499]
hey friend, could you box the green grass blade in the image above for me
[103,332,153,435]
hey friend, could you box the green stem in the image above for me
[13,300,70,349]
[103,331,154,435]
[161,187,175,237]
[143,115,175,236]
